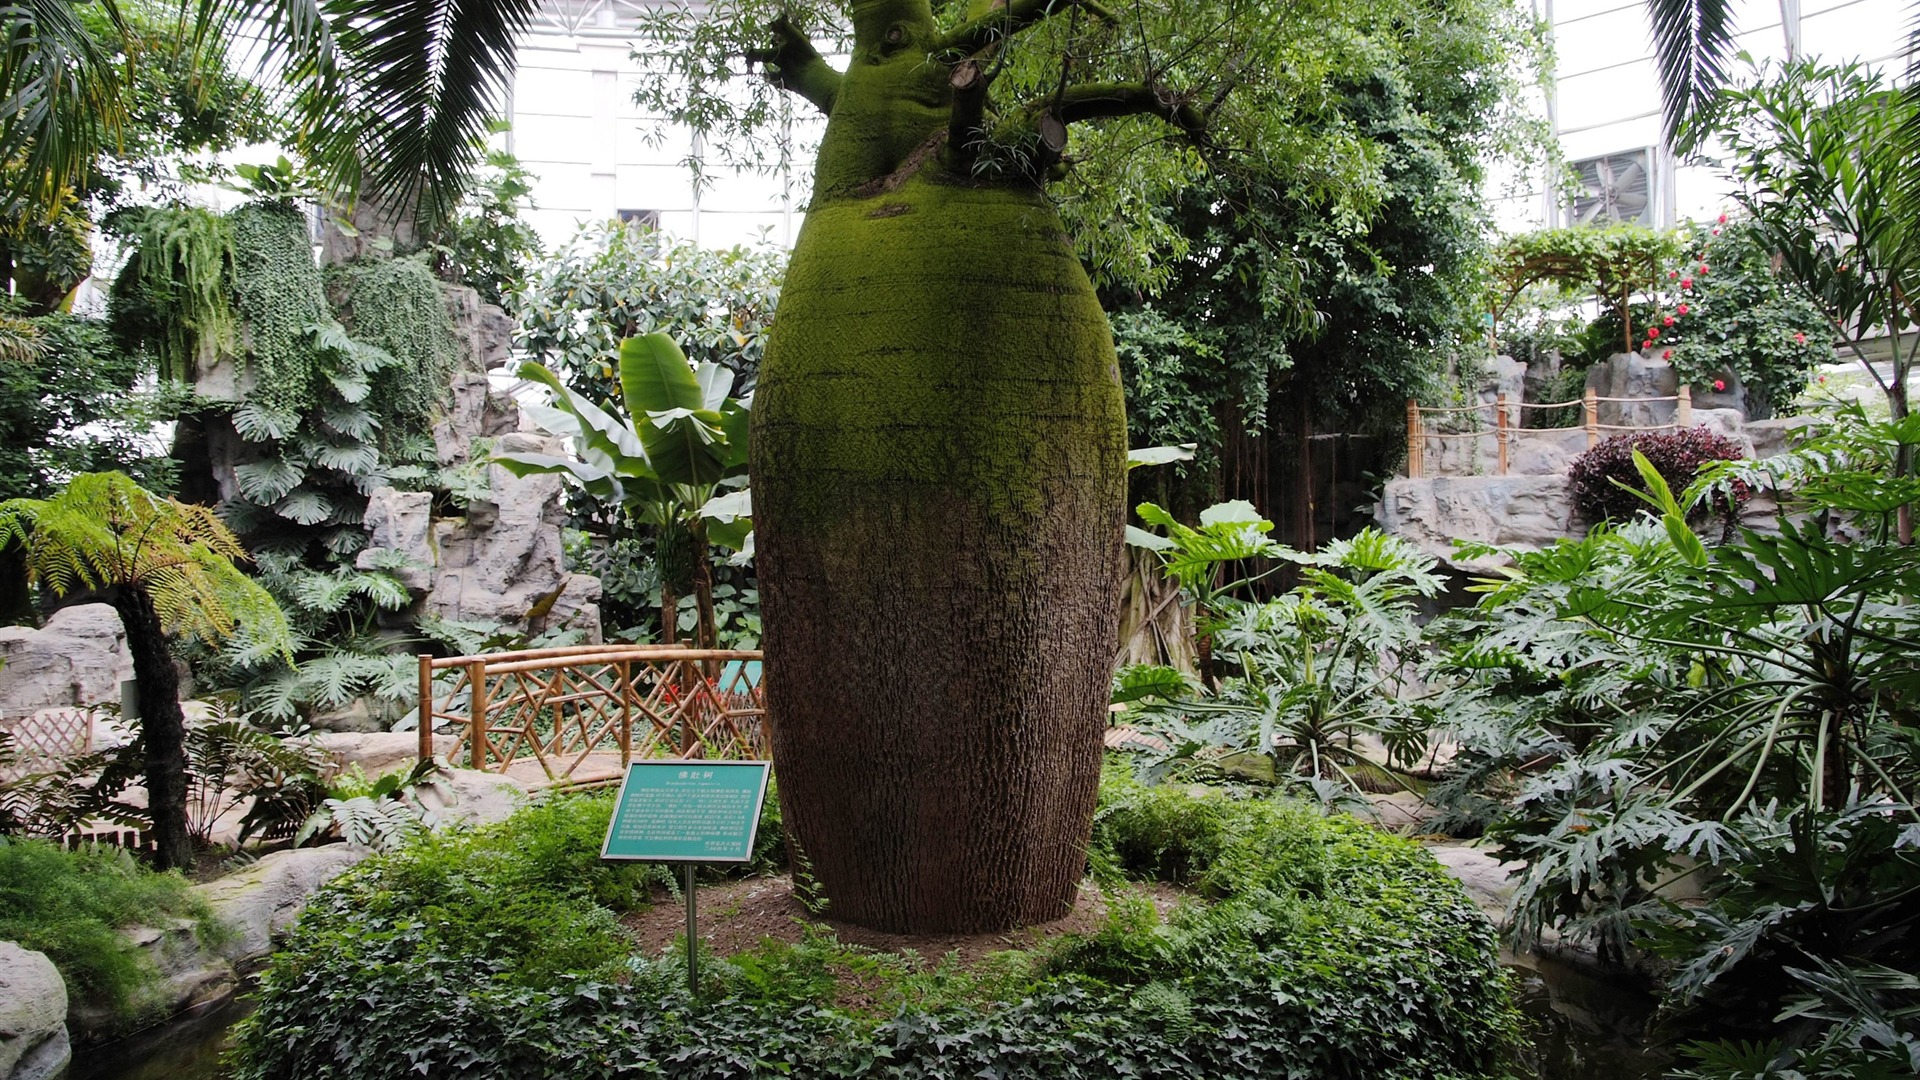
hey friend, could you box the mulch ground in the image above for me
[623,874,1188,969]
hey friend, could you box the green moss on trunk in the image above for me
[757,147,1127,930]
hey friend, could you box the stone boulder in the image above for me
[194,847,369,964]
[357,434,602,642]
[312,731,457,778]
[0,604,134,714]
[1689,367,1747,414]
[0,943,68,1080]
[1374,475,1578,571]
[1424,842,1521,923]
[1505,428,1589,476]
[1748,415,1815,460]
[1585,351,1679,428]
[419,768,529,828]
[432,372,520,469]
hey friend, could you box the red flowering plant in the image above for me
[1647,218,1834,416]
[1568,428,1750,538]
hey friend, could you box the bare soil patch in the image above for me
[623,874,1188,968]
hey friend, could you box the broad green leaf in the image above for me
[695,362,736,412]
[619,332,704,418]
[1127,444,1198,469]
[1126,524,1176,550]
[1199,500,1268,527]
[700,488,752,521]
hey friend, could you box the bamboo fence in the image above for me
[1405,385,1693,477]
[417,644,767,789]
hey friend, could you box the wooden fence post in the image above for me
[1495,393,1510,475]
[1584,388,1599,449]
[469,659,489,771]
[1406,398,1422,477]
[1677,384,1692,429]
[417,654,433,765]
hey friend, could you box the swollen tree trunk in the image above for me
[109,586,193,871]
[752,0,1127,932]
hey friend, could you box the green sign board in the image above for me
[601,760,771,864]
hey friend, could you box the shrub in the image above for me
[1568,428,1745,525]
[233,771,1519,1080]
[0,839,225,1018]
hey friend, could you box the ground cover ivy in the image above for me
[233,772,1518,1079]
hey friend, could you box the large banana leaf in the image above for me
[618,334,736,486]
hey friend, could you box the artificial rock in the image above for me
[0,604,134,714]
[0,943,68,1080]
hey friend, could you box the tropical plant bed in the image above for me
[233,771,1522,1079]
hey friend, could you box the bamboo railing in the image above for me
[416,644,766,789]
[1405,385,1693,477]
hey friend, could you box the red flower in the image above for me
[1681,277,1694,289]
[1677,303,1690,315]
[1838,264,1849,273]
[1662,349,1673,360]
[1795,332,1807,344]
[1717,213,1728,224]
[1700,263,1710,274]
[1663,316,1675,326]
[1713,379,1726,392]
[1648,327,1660,339]
[1668,269,1679,279]
[1711,228,1722,236]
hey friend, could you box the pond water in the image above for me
[69,954,1668,1080]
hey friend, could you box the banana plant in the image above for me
[497,332,749,647]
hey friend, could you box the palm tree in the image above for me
[0,472,290,870]
[1,0,540,224]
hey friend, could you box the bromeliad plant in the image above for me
[498,332,750,649]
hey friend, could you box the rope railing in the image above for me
[417,644,767,789]
[1406,385,1694,477]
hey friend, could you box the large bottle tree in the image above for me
[631,0,1531,932]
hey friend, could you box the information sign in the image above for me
[600,759,771,863]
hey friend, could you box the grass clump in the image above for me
[0,838,225,1019]
[234,770,1520,1079]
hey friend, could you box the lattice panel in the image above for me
[419,648,766,787]
[0,709,96,782]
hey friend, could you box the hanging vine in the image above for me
[326,254,459,438]
[228,202,330,422]
[109,206,235,383]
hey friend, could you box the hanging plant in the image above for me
[110,206,235,383]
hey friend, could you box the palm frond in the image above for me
[1646,0,1740,152]
[0,0,128,217]
[296,0,541,226]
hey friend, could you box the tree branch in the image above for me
[1044,81,1207,142]
[945,59,991,170]
[748,14,841,115]
[937,0,1117,56]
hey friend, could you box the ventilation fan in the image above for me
[1567,148,1656,227]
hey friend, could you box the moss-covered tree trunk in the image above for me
[752,0,1127,932]
[110,586,193,871]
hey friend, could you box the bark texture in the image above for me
[753,0,1127,933]
[110,586,192,871]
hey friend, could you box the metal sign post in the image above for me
[600,759,772,1000]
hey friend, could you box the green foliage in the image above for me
[0,312,182,500]
[1495,225,1681,357]
[427,134,543,307]
[0,839,224,1019]
[1649,218,1834,415]
[513,221,783,400]
[327,254,461,431]
[1711,60,1920,422]
[110,205,236,383]
[202,550,423,726]
[297,758,451,850]
[1121,527,1441,800]
[227,200,331,419]
[1423,405,1920,1060]
[0,472,290,654]
[235,774,1518,1080]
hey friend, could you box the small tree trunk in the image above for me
[110,586,193,871]
[691,519,718,655]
